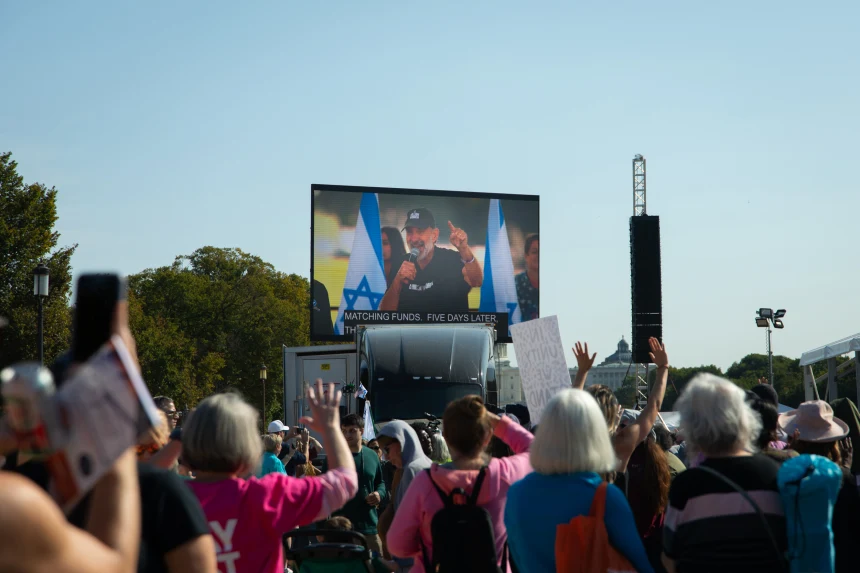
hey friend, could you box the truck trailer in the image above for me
[282,323,500,429]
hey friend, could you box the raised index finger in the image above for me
[448,220,456,232]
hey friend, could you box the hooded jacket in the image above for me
[377,420,433,511]
[387,416,533,573]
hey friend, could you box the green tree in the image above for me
[128,247,310,421]
[725,354,807,407]
[614,374,637,409]
[614,365,724,410]
[0,152,76,368]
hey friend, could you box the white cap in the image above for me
[267,420,288,433]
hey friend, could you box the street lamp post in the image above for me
[259,364,267,430]
[754,308,785,386]
[33,264,50,365]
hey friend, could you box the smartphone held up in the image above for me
[0,272,160,512]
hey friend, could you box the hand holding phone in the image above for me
[72,274,127,364]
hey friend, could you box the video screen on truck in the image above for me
[311,184,540,343]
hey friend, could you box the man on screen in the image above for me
[380,207,482,313]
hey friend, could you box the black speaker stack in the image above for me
[630,216,662,363]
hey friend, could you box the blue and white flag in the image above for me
[363,401,376,439]
[357,382,368,399]
[334,193,387,335]
[479,199,522,332]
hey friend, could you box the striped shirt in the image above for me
[663,454,787,572]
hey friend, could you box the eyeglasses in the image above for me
[165,410,179,419]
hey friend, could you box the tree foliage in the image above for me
[128,247,310,420]
[614,364,725,410]
[0,152,76,368]
[613,353,858,412]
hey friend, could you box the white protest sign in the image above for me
[510,315,571,425]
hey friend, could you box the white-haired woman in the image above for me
[504,389,652,573]
[662,374,787,573]
[183,380,357,573]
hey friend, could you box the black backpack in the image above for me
[421,466,506,573]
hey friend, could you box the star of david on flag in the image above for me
[334,193,388,335]
[343,276,384,311]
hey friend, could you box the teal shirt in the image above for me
[505,471,654,573]
[322,447,387,534]
[258,451,286,477]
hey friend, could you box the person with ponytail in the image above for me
[387,395,533,572]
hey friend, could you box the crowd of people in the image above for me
[4,324,860,573]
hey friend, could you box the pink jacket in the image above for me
[387,417,533,573]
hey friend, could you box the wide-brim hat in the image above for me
[779,400,849,443]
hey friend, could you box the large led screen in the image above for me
[311,184,539,342]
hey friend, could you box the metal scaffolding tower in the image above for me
[633,154,648,409]
[633,154,646,216]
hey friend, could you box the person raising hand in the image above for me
[572,341,597,389]
[380,208,482,313]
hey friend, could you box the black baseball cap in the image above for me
[402,208,436,230]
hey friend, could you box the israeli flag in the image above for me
[334,193,388,335]
[479,199,522,331]
[363,401,376,439]
[357,382,368,399]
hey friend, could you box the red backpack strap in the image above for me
[588,482,608,521]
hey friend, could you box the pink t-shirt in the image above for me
[188,468,357,573]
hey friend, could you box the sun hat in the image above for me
[778,401,849,443]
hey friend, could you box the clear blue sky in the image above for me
[3,2,859,372]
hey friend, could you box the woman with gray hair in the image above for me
[183,380,357,573]
[662,374,787,573]
[504,389,651,573]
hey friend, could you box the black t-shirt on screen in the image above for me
[393,247,471,313]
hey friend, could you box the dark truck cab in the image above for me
[356,324,499,423]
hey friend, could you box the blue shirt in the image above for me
[504,471,654,573]
[257,451,286,477]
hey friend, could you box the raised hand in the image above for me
[299,378,342,433]
[573,342,597,373]
[448,221,468,250]
[648,337,669,368]
[787,428,801,450]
